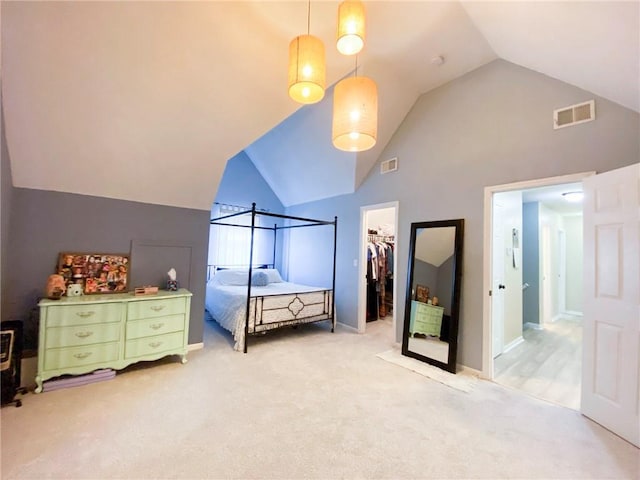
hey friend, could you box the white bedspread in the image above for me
[205,281,330,350]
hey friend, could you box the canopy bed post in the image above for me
[273,223,277,268]
[207,203,338,352]
[331,216,337,332]
[243,203,257,353]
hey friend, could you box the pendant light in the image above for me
[336,1,365,56]
[288,1,326,104]
[332,59,378,152]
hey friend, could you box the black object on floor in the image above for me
[1,320,26,407]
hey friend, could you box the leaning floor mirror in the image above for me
[402,219,464,373]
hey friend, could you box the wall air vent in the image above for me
[380,157,398,174]
[553,100,595,129]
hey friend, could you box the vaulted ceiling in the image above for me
[2,2,638,209]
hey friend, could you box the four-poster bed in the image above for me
[206,203,337,352]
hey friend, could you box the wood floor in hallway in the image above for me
[494,315,582,410]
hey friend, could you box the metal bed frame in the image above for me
[209,203,337,352]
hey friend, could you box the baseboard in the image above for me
[502,336,524,354]
[187,342,204,352]
[524,322,543,330]
[563,310,583,317]
[550,314,562,323]
[457,364,481,377]
[337,321,359,333]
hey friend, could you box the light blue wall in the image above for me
[211,150,286,273]
[214,151,284,214]
[522,202,540,326]
[285,59,640,369]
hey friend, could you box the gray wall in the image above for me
[436,255,454,316]
[285,59,640,370]
[6,188,209,350]
[522,202,540,326]
[413,259,438,302]
[1,106,14,322]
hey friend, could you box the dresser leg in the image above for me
[35,376,43,394]
[180,354,188,364]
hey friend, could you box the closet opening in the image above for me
[358,202,398,341]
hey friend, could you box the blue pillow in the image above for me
[251,271,269,287]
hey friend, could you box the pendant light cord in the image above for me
[307,0,311,35]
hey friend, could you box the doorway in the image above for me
[483,172,592,410]
[358,202,398,341]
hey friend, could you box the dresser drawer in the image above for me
[125,331,184,359]
[127,298,186,321]
[126,314,185,340]
[45,323,122,349]
[45,303,123,327]
[44,342,120,370]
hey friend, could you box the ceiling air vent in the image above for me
[380,157,398,174]
[553,100,595,129]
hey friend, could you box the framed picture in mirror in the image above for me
[416,285,429,303]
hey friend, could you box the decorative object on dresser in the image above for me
[45,274,66,300]
[134,286,159,296]
[35,289,192,393]
[56,252,129,295]
[166,268,178,291]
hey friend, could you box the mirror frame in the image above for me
[401,219,464,373]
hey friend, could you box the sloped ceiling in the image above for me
[2,2,638,210]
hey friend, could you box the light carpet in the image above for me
[376,348,477,393]
[2,316,637,479]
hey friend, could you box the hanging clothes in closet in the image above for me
[366,231,395,321]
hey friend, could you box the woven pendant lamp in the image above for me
[332,75,377,152]
[336,1,365,56]
[288,34,326,104]
[288,1,326,104]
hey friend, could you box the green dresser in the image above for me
[409,300,444,337]
[36,289,192,393]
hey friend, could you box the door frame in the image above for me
[481,171,595,379]
[358,201,399,336]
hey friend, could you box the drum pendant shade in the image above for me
[288,34,326,104]
[332,76,377,152]
[336,1,366,56]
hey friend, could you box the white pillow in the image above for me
[263,269,283,283]
[213,269,249,286]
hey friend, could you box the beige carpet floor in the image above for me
[1,316,637,479]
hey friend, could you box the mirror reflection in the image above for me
[402,219,464,373]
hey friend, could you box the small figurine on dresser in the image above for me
[167,268,178,291]
[45,274,67,300]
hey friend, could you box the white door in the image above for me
[581,163,639,447]
[492,200,505,357]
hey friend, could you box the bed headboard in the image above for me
[207,264,275,282]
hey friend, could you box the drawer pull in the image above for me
[75,331,94,339]
[76,311,96,318]
[150,323,164,330]
[150,306,166,312]
[149,341,163,349]
[73,352,93,360]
